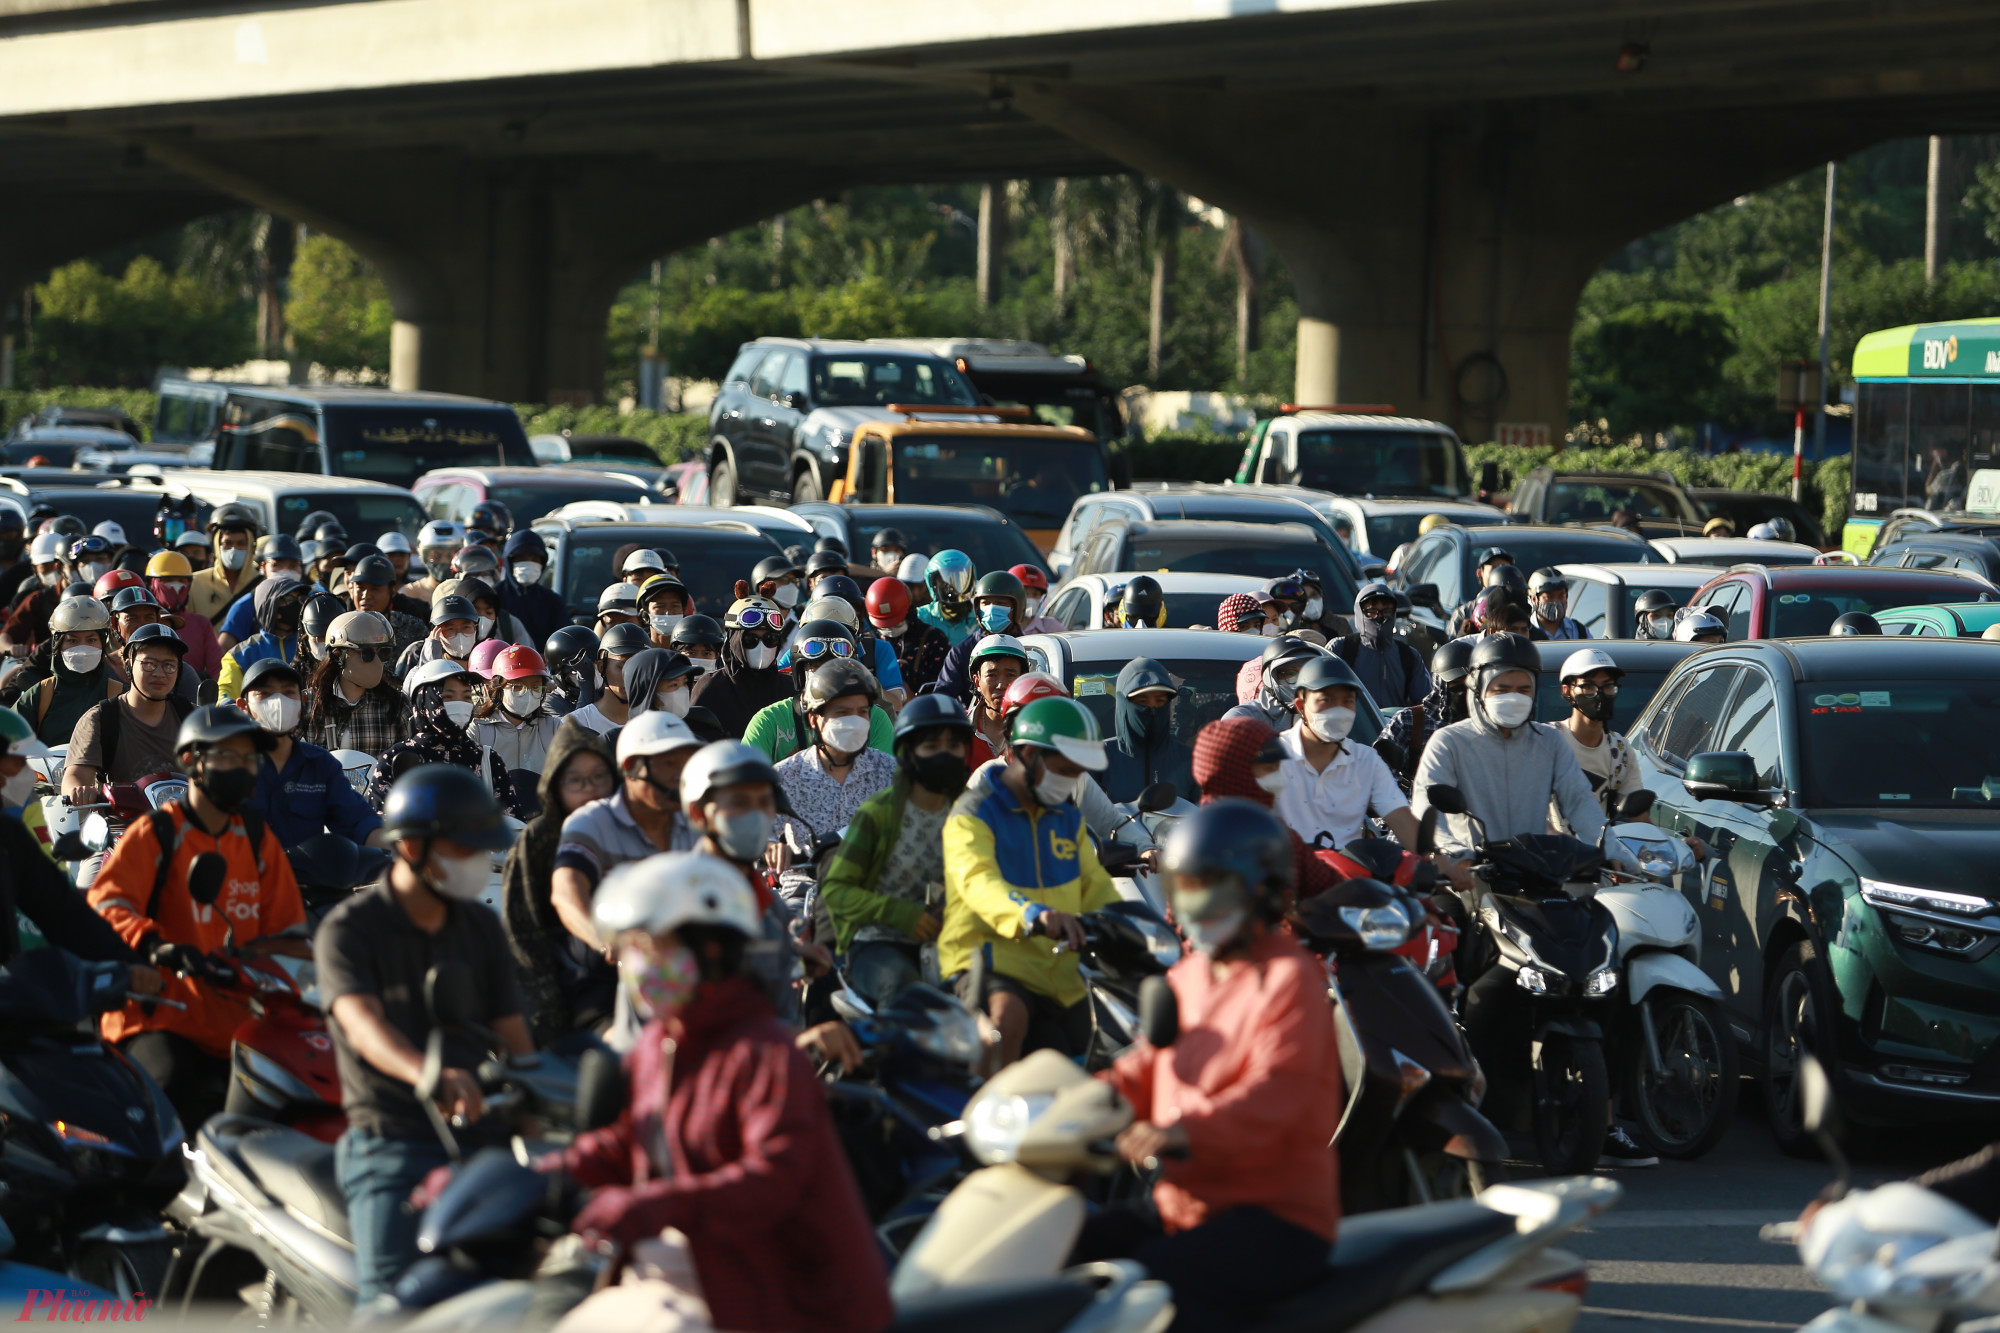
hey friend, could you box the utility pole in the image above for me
[1813,161,1836,472]
[1148,188,1179,382]
[1925,137,1946,284]
[976,182,1006,309]
[640,258,665,412]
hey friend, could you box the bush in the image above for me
[1117,429,1248,483]
[0,387,159,439]
[24,259,250,388]
[514,405,707,463]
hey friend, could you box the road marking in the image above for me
[1585,1307,1797,1328]
[1587,1209,1794,1229]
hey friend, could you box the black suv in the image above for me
[705,339,980,508]
[1508,468,1706,536]
[1867,529,2000,583]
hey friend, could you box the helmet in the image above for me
[1263,574,1306,604]
[93,568,145,601]
[312,521,349,548]
[452,546,500,578]
[804,551,847,581]
[418,520,464,550]
[815,574,864,609]
[208,503,261,536]
[239,654,302,694]
[1767,517,1797,543]
[302,592,346,640]
[751,555,798,587]
[121,621,185,657]
[622,548,668,576]
[670,615,724,649]
[1469,632,1540,675]
[1118,574,1166,627]
[1162,799,1295,919]
[870,527,907,553]
[1261,634,1322,669]
[800,596,859,632]
[328,610,393,648]
[1702,517,1735,538]
[1485,563,1529,596]
[615,710,704,766]
[543,625,600,673]
[1009,696,1108,771]
[380,763,513,851]
[404,658,478,697]
[1830,612,1881,636]
[350,555,397,588]
[637,574,690,610]
[973,570,1024,610]
[926,550,974,604]
[599,623,651,657]
[865,578,910,628]
[493,645,547,680]
[1010,564,1049,596]
[469,639,510,674]
[145,550,192,579]
[1528,568,1568,596]
[591,852,760,943]
[1418,514,1451,535]
[800,659,881,712]
[679,740,792,814]
[107,585,159,616]
[29,533,63,563]
[724,595,784,631]
[1633,589,1679,617]
[1475,546,1515,568]
[1430,638,1474,685]
[469,500,513,536]
[377,532,414,555]
[299,540,326,568]
[92,520,127,547]
[68,535,112,566]
[1002,671,1068,719]
[48,596,111,635]
[896,553,929,584]
[1673,609,1727,643]
[969,635,1030,671]
[1294,655,1363,695]
[1559,648,1625,682]
[814,535,848,559]
[893,692,974,745]
[430,594,479,627]
[291,509,337,542]
[598,583,641,616]
[175,704,276,757]
[0,706,50,760]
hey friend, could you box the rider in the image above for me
[772,661,897,896]
[301,611,408,756]
[1632,589,1680,641]
[62,622,193,806]
[1080,800,1344,1333]
[941,696,1117,1065]
[637,573,695,650]
[239,656,385,849]
[407,520,464,602]
[1116,574,1168,628]
[558,622,647,735]
[216,574,308,701]
[346,554,427,658]
[1100,656,1197,804]
[1382,638,1474,786]
[544,624,601,711]
[315,764,531,1307]
[216,535,309,653]
[1829,611,1881,635]
[1189,716,1337,903]
[668,615,724,683]
[868,526,908,576]
[594,583,642,635]
[88,706,305,1129]
[1673,608,1728,645]
[470,644,564,777]
[744,621,892,763]
[1013,564,1064,634]
[188,504,262,624]
[916,549,977,646]
[932,568,1026,704]
[689,596,789,739]
[498,531,565,645]
[147,549,223,678]
[864,576,949,693]
[364,659,524,819]
[1529,568,1590,640]
[1272,655,1418,851]
[1223,635,1322,730]
[14,595,120,746]
[1333,580,1432,709]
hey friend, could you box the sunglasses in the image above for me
[734,607,783,630]
[341,645,385,663]
[796,637,855,661]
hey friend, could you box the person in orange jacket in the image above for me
[1078,797,1343,1333]
[87,705,304,1131]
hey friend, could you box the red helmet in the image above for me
[493,644,548,681]
[94,569,145,602]
[1001,670,1067,720]
[865,577,911,629]
[1010,564,1048,595]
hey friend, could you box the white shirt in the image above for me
[561,701,619,735]
[1273,726,1409,851]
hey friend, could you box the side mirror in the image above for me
[1138,781,1178,815]
[1416,807,1438,857]
[1138,975,1178,1048]
[1620,789,1658,819]
[1362,563,1388,581]
[1425,784,1469,816]
[187,851,228,907]
[575,1047,626,1132]
[1407,582,1442,612]
[782,391,810,412]
[1479,461,1501,496]
[1682,751,1771,806]
[425,961,480,1028]
[196,679,219,707]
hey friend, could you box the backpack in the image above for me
[29,675,121,729]
[143,802,268,921]
[89,694,195,777]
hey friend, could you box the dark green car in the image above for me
[1631,637,2000,1151]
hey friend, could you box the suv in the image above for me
[705,338,984,507]
[531,515,789,623]
[1866,530,2000,583]
[1061,518,1349,604]
[1048,486,1360,586]
[413,466,665,528]
[868,338,1126,441]
[1392,522,1653,633]
[1232,409,1485,502]
[1633,637,2000,1146]
[1687,564,1995,640]
[1507,468,1707,536]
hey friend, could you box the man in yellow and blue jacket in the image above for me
[941,695,1118,1065]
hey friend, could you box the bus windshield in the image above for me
[1296,429,1468,498]
[324,407,536,487]
[891,435,1108,528]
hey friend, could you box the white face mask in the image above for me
[819,714,871,755]
[476,615,495,640]
[1,765,37,809]
[251,693,301,734]
[428,848,488,902]
[686,655,716,676]
[80,562,108,582]
[1255,767,1289,797]
[512,561,544,586]
[1032,765,1078,807]
[61,645,102,674]
[877,552,903,573]
[1260,621,1282,637]
[650,614,683,637]
[440,699,476,728]
[1487,693,1534,729]
[502,685,542,718]
[772,584,800,609]
[654,686,690,718]
[219,547,250,572]
[1306,705,1355,744]
[442,631,475,658]
[1022,596,1042,621]
[745,644,777,670]
[1181,908,1247,956]
[1304,597,1324,621]
[37,568,60,588]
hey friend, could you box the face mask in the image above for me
[80,562,108,582]
[685,655,715,676]
[879,621,906,640]
[443,631,475,658]
[1030,757,1078,808]
[877,551,903,573]
[220,547,249,572]
[1645,614,1674,639]
[342,652,385,690]
[196,765,257,813]
[745,644,777,671]
[1306,705,1355,744]
[619,943,700,1021]
[154,580,189,611]
[441,699,476,728]
[503,686,543,718]
[978,604,1012,633]
[512,561,544,586]
[423,559,453,581]
[650,614,683,637]
[1255,767,1288,798]
[61,645,102,674]
[1304,597,1324,621]
[654,687,690,718]
[772,584,800,609]
[1260,621,1282,637]
[906,749,967,796]
[476,615,495,640]
[1486,693,1533,729]
[819,714,870,755]
[1573,691,1616,723]
[1536,598,1564,622]
[1363,604,1395,625]
[1021,596,1042,621]
[1179,908,1247,956]
[427,848,488,902]
[251,694,301,734]
[1,766,37,809]
[707,808,773,862]
[37,569,60,588]
[1446,687,1470,724]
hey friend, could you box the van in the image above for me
[128,471,431,543]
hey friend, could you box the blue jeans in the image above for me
[847,940,923,1009]
[335,1127,453,1309]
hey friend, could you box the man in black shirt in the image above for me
[315,763,528,1307]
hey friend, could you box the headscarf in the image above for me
[1114,657,1177,756]
[253,573,306,637]
[1354,580,1396,652]
[408,679,483,763]
[621,648,682,718]
[1217,592,1260,634]
[1192,716,1279,807]
[1352,578,1410,704]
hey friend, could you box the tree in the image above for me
[284,233,393,374]
[25,256,251,387]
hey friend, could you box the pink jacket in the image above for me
[170,611,224,679]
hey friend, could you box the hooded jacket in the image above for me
[1191,717,1336,902]
[619,647,722,743]
[498,532,567,646]
[1381,675,1464,786]
[364,678,525,818]
[690,628,791,738]
[216,574,305,700]
[1335,580,1432,709]
[501,724,616,1042]
[1100,657,1197,805]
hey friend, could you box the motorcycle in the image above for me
[1074,899,1182,1071]
[1316,832,1463,995]
[58,772,185,888]
[1102,780,1184,914]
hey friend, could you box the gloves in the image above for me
[147,940,223,983]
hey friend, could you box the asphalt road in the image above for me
[1564,1087,1992,1333]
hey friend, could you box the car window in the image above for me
[722,348,766,385]
[1795,679,2000,809]
[1904,550,1947,569]
[809,355,975,407]
[776,352,810,399]
[1879,619,1917,635]
[1715,671,1782,785]
[1654,666,1741,769]
[1547,479,1692,524]
[1409,534,1462,607]
[1049,587,1090,631]
[1916,622,1943,636]
[749,353,789,401]
[1024,644,1055,676]
[1705,582,1751,640]
[1770,586,1950,636]
[1569,579,1609,638]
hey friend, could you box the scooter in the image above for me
[1075,899,1183,1070]
[62,772,185,888]
[1102,781,1184,914]
[1316,832,1463,995]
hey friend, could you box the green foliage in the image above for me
[285,234,393,374]
[23,258,251,388]
[0,387,158,439]
[1569,297,1740,439]
[512,405,706,463]
[1117,429,1247,483]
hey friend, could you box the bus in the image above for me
[1846,318,2000,557]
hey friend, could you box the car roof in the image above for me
[1071,572,1267,594]
[743,337,955,360]
[1875,600,2000,627]
[834,503,1018,526]
[179,384,514,409]
[1020,627,1271,666]
[1274,413,1457,436]
[1537,469,1681,485]
[1534,639,1707,673]
[1121,488,1330,518]
[1651,537,1823,562]
[12,427,135,445]
[540,501,815,534]
[1718,636,2000,681]
[1708,564,1997,591]
[533,517,778,543]
[415,466,650,487]
[1118,519,1319,543]
[865,338,1089,376]
[1467,522,1653,547]
[1556,562,1718,587]
[144,470,417,496]
[857,416,1089,441]
[1880,530,2000,549]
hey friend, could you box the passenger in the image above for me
[215,535,309,653]
[1381,638,1474,786]
[621,646,723,744]
[1528,568,1590,641]
[471,645,565,779]
[916,549,977,646]
[147,550,223,679]
[188,504,262,624]
[1013,564,1064,635]
[1332,580,1432,709]
[498,531,566,645]
[301,611,408,757]
[689,596,790,740]
[1100,656,1197,804]
[364,659,524,819]
[1190,716,1337,903]
[1217,591,1270,636]
[216,575,309,702]
[773,661,897,905]
[1270,656,1417,851]
[560,623,649,736]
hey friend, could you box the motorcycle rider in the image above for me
[558,622,648,736]
[1332,580,1432,709]
[63,622,192,809]
[301,611,409,756]
[315,764,531,1307]
[772,661,897,904]
[88,705,305,1130]
[1190,716,1338,903]
[216,574,308,701]
[668,614,724,683]
[407,520,464,602]
[942,696,1117,1065]
[188,504,262,624]
[1673,608,1729,645]
[1223,635,1323,730]
[470,644,565,778]
[1529,568,1590,640]
[689,596,790,739]
[744,621,892,763]
[1078,799,1343,1333]
[1100,656,1198,804]
[147,549,223,679]
[216,534,310,653]
[1273,655,1418,851]
[868,526,908,575]
[392,591,482,679]
[916,549,977,646]
[865,577,949,694]
[364,659,524,819]
[346,554,427,659]
[239,656,386,850]
[499,531,566,645]
[14,595,120,746]
[931,569,1026,704]
[108,587,202,704]
[544,623,601,711]
[0,532,71,653]
[1115,574,1168,629]
[1633,589,1680,641]
[1381,638,1474,785]
[1013,563,1064,634]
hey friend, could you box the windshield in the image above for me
[1770,586,1956,636]
[323,407,535,487]
[891,436,1107,527]
[565,439,657,463]
[1363,509,1507,556]
[487,480,655,526]
[1128,537,1354,604]
[1546,480,1699,525]
[1500,531,1656,570]
[1059,654,1383,750]
[24,491,164,545]
[554,529,782,619]
[1535,668,1673,734]
[273,492,429,544]
[1296,429,1467,499]
[1,441,84,466]
[809,356,975,408]
[976,381,1120,441]
[847,514,1047,580]
[1698,494,1825,546]
[1668,545,1820,568]
[1797,680,2000,808]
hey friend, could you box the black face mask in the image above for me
[197,765,257,813]
[1445,685,1470,723]
[905,749,969,796]
[1572,692,1616,723]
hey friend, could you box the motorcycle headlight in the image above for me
[1340,901,1412,951]
[1586,968,1619,996]
[965,1093,1053,1165]
[1515,966,1549,993]
[909,1006,984,1069]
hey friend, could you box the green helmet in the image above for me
[973,570,1024,609]
[969,634,1030,668]
[0,706,50,760]
[1009,696,1108,771]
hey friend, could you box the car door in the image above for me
[1046,585,1091,631]
[1569,575,1611,638]
[1701,581,1751,640]
[741,352,797,497]
[1638,661,1743,931]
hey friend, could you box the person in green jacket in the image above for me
[16,595,122,747]
[743,618,892,763]
[821,694,973,1007]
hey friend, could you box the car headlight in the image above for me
[965,1093,1053,1165]
[1341,901,1412,951]
[909,1006,984,1069]
[1585,968,1619,996]
[1860,879,2000,956]
[818,424,851,452]
[1859,879,1996,918]
[1516,966,1548,993]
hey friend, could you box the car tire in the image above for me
[710,451,739,508]
[1625,991,1740,1159]
[792,467,822,504]
[1764,939,1840,1158]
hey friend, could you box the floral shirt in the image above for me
[774,745,896,905]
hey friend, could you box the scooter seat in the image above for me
[1253,1200,1517,1333]
[236,1124,352,1243]
[889,1272,1097,1333]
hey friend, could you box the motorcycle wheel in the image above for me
[1626,992,1739,1159]
[1532,1035,1609,1176]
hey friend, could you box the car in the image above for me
[787,503,1048,581]
[530,433,682,491]
[540,500,815,553]
[412,466,667,529]
[1018,627,1385,750]
[1507,467,1707,536]
[13,482,190,552]
[1392,522,1655,633]
[1058,519,1350,606]
[1631,636,2000,1143]
[1856,508,2000,557]
[124,471,431,545]
[1,427,137,468]
[530,515,787,623]
[1552,563,1730,639]
[706,337,988,506]
[1047,485,1362,587]
[10,404,144,441]
[1687,564,1997,640]
[1040,573,1268,632]
[1230,409,1487,503]
[156,378,536,486]
[1650,536,1825,567]
[1527,638,1708,732]
[75,449,198,476]
[1686,488,1829,549]
[1865,530,2000,583]
[1874,601,2000,638]
[868,338,1127,442]
[1223,489,1509,570]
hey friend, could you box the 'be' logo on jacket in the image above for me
[1048,834,1078,863]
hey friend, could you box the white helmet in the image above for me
[404,657,476,696]
[591,851,760,942]
[896,553,929,584]
[1558,648,1624,682]
[622,549,667,575]
[616,710,703,767]
[327,609,393,647]
[29,533,63,563]
[1673,609,1727,643]
[598,583,641,615]
[419,520,464,550]
[800,595,858,631]
[377,532,414,555]
[92,520,127,547]
[679,739,791,814]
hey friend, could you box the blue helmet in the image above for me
[381,763,514,851]
[1162,798,1295,919]
[925,550,975,606]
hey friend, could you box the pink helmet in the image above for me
[469,639,510,675]
[493,644,548,681]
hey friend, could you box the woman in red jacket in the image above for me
[1079,798,1344,1333]
[1190,715,1338,903]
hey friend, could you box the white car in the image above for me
[1554,562,1734,639]
[1224,485,1509,571]
[1647,536,1823,567]
[1042,572,1267,632]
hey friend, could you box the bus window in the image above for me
[1973,386,2000,477]
[1853,381,1907,515]
[1910,383,1970,512]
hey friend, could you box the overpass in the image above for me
[2,0,1998,439]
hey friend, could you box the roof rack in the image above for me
[1278,404,1396,415]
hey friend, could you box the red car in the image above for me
[1689,563,1997,639]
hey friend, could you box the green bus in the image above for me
[1846,318,2000,557]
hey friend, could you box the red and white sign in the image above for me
[1495,422,1551,449]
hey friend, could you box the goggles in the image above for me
[733,607,783,631]
[796,636,855,662]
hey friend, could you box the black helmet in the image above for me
[108,585,159,615]
[1633,589,1680,617]
[1469,632,1540,675]
[312,521,349,549]
[892,692,975,746]
[1431,638,1474,685]
[430,594,479,627]
[343,542,382,565]
[350,555,397,588]
[598,622,651,657]
[670,614,724,648]
[870,527,907,552]
[636,574,691,609]
[257,534,303,564]
[1475,546,1515,568]
[794,617,856,649]
[1118,574,1166,627]
[752,555,798,586]
[1294,655,1364,695]
[974,570,1025,607]
[1261,634,1321,667]
[814,535,849,559]
[1162,798,1295,920]
[1830,611,1881,636]
[1485,563,1530,596]
[469,500,513,537]
[544,624,600,674]
[208,503,261,536]
[302,592,346,639]
[653,548,679,575]
[176,703,274,756]
[805,551,847,581]
[816,573,863,607]
[122,621,186,657]
[240,655,304,694]
[292,509,339,542]
[381,763,513,851]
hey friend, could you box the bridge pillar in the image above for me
[1015,83,1875,442]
